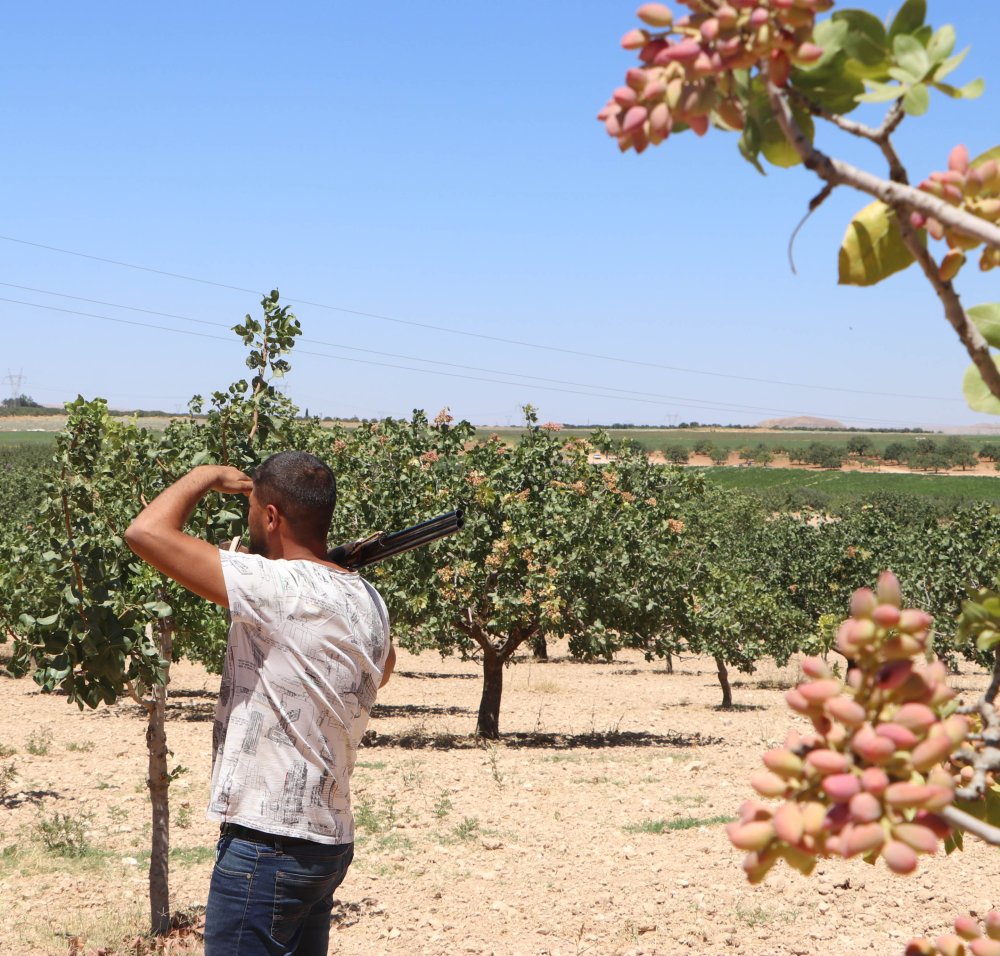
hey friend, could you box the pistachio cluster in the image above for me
[729,572,968,883]
[599,0,831,152]
[906,913,1000,956]
[912,145,1000,278]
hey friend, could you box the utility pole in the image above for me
[5,368,25,405]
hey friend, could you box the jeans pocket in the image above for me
[271,864,347,946]
[214,836,259,878]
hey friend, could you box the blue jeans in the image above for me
[203,831,354,956]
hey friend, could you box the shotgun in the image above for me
[327,509,464,570]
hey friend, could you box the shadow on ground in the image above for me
[360,728,723,750]
[1,788,60,809]
[396,670,478,681]
[372,703,473,718]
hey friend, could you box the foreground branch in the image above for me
[768,82,1000,399]
[792,93,908,184]
[942,805,1000,848]
[768,84,1000,250]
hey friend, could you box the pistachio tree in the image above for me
[316,409,703,738]
[0,291,301,935]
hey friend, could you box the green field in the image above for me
[3,428,999,510]
[0,431,57,446]
[703,466,1000,511]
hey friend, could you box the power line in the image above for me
[0,234,962,403]
[0,295,947,428]
[0,281,899,409]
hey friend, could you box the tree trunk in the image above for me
[147,616,173,935]
[665,653,674,675]
[532,633,548,661]
[986,646,1000,705]
[714,655,733,710]
[477,649,503,739]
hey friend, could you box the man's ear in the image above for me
[264,502,281,531]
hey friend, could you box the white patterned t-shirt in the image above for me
[207,552,390,844]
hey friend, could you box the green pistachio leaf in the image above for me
[857,80,905,104]
[902,82,930,115]
[927,24,956,63]
[956,78,985,99]
[889,0,926,39]
[934,47,970,81]
[791,58,866,114]
[737,118,766,175]
[962,357,1000,414]
[893,35,930,80]
[967,304,1000,350]
[811,18,848,64]
[977,629,1000,652]
[833,9,888,67]
[760,106,813,169]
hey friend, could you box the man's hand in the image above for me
[210,466,254,496]
[125,464,250,607]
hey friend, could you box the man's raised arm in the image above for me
[125,464,253,607]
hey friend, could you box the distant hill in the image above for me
[756,416,846,430]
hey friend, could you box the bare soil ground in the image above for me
[2,646,999,956]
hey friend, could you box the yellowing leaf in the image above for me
[837,201,917,286]
[962,356,1000,414]
[973,145,1000,169]
[968,303,1000,350]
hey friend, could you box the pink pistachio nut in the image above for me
[772,801,805,844]
[876,571,903,608]
[844,821,885,857]
[848,791,882,824]
[949,144,970,174]
[805,749,850,776]
[621,28,650,49]
[874,722,919,750]
[825,694,866,727]
[893,703,938,734]
[953,915,982,941]
[800,655,831,679]
[882,839,919,874]
[727,819,776,851]
[636,3,674,28]
[798,679,842,703]
[822,773,861,803]
[750,770,789,799]
[860,766,890,795]
[892,822,939,855]
[762,748,804,779]
[872,603,902,628]
[849,587,877,619]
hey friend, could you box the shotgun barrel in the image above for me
[328,509,464,570]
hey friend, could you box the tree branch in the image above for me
[986,647,1000,706]
[768,84,1000,249]
[768,81,1000,399]
[942,805,1000,848]
[893,215,1000,398]
[953,698,1000,800]
[126,680,155,715]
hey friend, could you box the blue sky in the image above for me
[4,1,999,428]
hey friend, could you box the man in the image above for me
[125,452,394,956]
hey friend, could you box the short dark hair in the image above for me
[254,451,337,538]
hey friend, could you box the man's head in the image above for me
[248,451,336,556]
